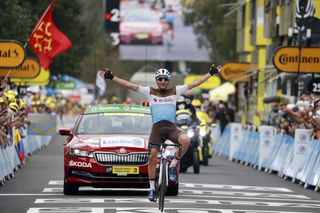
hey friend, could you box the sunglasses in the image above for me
[156,77,169,82]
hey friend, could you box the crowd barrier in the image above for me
[0,113,75,186]
[212,124,320,192]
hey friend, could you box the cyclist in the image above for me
[163,4,176,44]
[97,65,221,201]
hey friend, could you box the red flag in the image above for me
[28,0,72,69]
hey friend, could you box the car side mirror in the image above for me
[59,128,71,136]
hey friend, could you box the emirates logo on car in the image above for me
[69,160,92,168]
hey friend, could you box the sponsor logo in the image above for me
[279,54,320,65]
[298,145,306,153]
[235,127,239,132]
[299,134,307,141]
[264,139,270,146]
[265,130,271,136]
[158,97,174,103]
[119,148,126,153]
[106,167,112,173]
[101,137,145,148]
[69,160,92,168]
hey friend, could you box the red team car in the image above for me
[120,9,164,45]
[60,104,180,195]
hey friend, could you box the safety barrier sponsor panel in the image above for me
[212,124,320,189]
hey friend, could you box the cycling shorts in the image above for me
[149,120,184,145]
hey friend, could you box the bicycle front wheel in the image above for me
[158,158,167,212]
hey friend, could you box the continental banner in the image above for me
[27,113,57,136]
[273,47,320,73]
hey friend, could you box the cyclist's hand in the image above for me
[97,68,114,80]
[209,64,222,76]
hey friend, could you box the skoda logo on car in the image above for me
[119,147,126,153]
[69,160,92,168]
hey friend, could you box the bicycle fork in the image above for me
[158,158,169,187]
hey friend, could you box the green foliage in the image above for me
[0,0,90,76]
[182,0,237,63]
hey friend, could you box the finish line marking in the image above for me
[47,181,293,192]
[26,207,313,213]
[34,198,320,208]
[0,193,63,196]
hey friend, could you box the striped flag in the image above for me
[14,129,25,163]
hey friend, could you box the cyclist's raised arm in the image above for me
[98,68,139,91]
[187,64,222,90]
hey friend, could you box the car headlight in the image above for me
[200,130,207,137]
[187,130,195,138]
[70,148,93,158]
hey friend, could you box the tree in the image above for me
[181,0,237,63]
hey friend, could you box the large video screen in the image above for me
[118,0,211,62]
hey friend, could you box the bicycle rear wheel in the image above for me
[158,158,167,212]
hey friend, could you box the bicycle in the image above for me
[149,140,181,212]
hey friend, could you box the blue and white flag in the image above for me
[96,72,106,97]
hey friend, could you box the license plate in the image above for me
[136,34,148,39]
[112,166,139,174]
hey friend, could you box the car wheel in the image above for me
[166,183,179,196]
[63,181,79,195]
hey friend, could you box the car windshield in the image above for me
[77,113,152,135]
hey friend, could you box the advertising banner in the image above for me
[295,0,320,42]
[27,114,57,136]
[293,129,312,174]
[0,58,40,78]
[229,123,242,161]
[0,40,25,68]
[259,125,275,169]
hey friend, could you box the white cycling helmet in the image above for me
[155,68,171,79]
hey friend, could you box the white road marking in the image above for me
[42,187,149,193]
[0,193,63,196]
[26,207,104,213]
[34,198,320,208]
[48,180,63,185]
[179,189,310,199]
[42,188,62,193]
[180,183,293,192]
[179,194,317,203]
[47,181,293,192]
[26,207,313,213]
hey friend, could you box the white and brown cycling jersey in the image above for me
[137,85,188,124]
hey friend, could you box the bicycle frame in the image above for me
[150,142,181,212]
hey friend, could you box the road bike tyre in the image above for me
[193,150,200,174]
[202,145,209,166]
[166,183,179,196]
[63,181,79,195]
[159,158,167,212]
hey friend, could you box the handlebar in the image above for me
[149,143,181,149]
